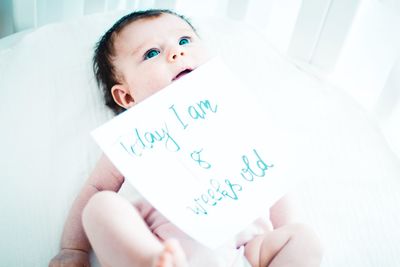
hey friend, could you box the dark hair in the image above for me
[93,9,197,115]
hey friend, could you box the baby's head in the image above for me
[93,9,209,115]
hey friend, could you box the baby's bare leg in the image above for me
[244,224,322,267]
[82,191,187,267]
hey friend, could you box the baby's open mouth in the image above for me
[172,68,192,81]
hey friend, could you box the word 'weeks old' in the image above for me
[187,149,274,216]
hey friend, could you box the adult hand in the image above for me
[49,248,90,267]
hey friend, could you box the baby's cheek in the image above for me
[196,47,212,65]
[148,77,170,95]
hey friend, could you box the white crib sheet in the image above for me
[0,10,399,267]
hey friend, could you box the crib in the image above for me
[1,1,400,267]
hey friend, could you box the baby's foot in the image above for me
[154,239,188,267]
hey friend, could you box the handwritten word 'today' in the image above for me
[187,149,274,216]
[118,99,218,157]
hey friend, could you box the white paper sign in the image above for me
[92,57,290,248]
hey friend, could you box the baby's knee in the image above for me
[289,224,320,240]
[289,223,324,257]
[82,191,121,224]
[86,190,117,208]
[88,190,120,206]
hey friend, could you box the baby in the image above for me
[49,9,322,267]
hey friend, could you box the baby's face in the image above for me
[112,13,209,107]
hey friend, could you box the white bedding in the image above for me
[1,10,400,267]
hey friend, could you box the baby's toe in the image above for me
[155,250,173,267]
[164,239,187,267]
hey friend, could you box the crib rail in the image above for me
[0,0,326,60]
[2,0,244,35]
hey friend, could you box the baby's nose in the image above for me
[168,47,185,62]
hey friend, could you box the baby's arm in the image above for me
[49,154,125,266]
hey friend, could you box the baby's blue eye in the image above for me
[179,37,190,46]
[144,49,160,60]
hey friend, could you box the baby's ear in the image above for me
[111,84,135,109]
